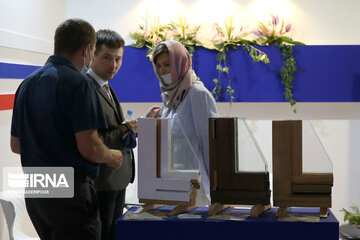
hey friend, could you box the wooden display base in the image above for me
[139,181,199,216]
[276,207,289,217]
[276,207,329,218]
[168,205,197,216]
[250,204,272,218]
[208,203,271,217]
[140,204,164,213]
[208,203,232,216]
[320,207,328,218]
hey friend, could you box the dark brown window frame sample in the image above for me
[209,118,270,205]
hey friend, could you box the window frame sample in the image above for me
[272,120,333,208]
[209,118,270,205]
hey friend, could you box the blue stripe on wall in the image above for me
[1,45,360,102]
[0,62,40,79]
[112,45,360,102]
[111,47,163,102]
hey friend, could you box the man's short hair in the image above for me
[54,18,96,55]
[95,29,125,55]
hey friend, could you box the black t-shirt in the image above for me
[11,55,107,179]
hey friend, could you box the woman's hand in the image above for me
[145,106,161,118]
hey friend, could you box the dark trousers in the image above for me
[97,189,126,240]
[25,178,101,240]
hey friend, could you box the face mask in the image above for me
[80,65,89,75]
[161,73,172,85]
[81,48,93,75]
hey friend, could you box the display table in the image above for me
[116,206,339,240]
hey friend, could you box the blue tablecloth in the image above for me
[117,206,339,240]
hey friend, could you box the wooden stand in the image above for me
[276,207,289,217]
[276,207,329,218]
[208,203,271,217]
[140,204,163,213]
[168,205,197,216]
[320,207,328,218]
[208,203,232,216]
[139,180,199,216]
[250,204,272,218]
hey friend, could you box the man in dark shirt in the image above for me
[10,18,122,240]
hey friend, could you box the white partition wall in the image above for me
[0,1,66,239]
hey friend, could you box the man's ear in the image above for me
[82,43,91,58]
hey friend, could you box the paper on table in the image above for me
[177,214,202,219]
[279,214,320,222]
[124,211,163,220]
[207,214,248,221]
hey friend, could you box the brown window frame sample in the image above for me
[209,118,270,205]
[272,120,333,209]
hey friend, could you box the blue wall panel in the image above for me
[113,45,360,102]
[2,45,360,102]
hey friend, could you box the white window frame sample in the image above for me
[137,118,199,203]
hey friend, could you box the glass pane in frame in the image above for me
[302,120,333,174]
[235,119,268,172]
[169,115,200,171]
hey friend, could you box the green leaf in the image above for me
[293,41,306,45]
[351,205,360,213]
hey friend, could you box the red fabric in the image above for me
[0,94,15,110]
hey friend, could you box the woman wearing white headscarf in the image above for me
[146,40,218,205]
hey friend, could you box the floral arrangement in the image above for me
[129,16,168,60]
[166,17,202,57]
[129,16,201,60]
[129,14,304,111]
[253,15,305,112]
[342,205,360,225]
[211,16,269,102]
[253,14,303,45]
